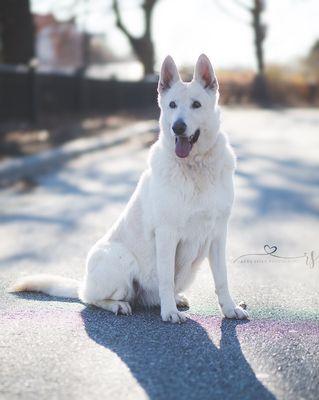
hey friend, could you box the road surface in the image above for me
[0,108,318,399]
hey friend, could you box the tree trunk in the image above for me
[250,0,269,104]
[251,0,265,76]
[130,36,155,76]
[112,0,156,78]
[0,0,34,64]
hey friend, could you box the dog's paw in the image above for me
[93,299,132,316]
[161,309,188,323]
[221,302,249,320]
[175,293,190,308]
[115,301,132,316]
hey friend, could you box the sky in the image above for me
[31,0,319,71]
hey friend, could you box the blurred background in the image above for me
[0,0,318,159]
[1,3,319,398]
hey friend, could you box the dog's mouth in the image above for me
[174,129,200,158]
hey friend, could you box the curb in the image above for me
[0,120,158,187]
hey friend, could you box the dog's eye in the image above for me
[192,101,201,109]
[169,101,177,109]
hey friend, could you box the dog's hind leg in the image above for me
[175,293,189,308]
[79,241,138,315]
[174,241,204,308]
[174,264,193,310]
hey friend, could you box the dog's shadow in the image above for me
[81,308,275,400]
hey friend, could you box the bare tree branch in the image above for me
[213,0,267,77]
[111,0,157,76]
[233,0,251,11]
[143,0,157,38]
[112,0,135,41]
[214,0,249,24]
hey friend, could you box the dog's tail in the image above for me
[8,274,79,299]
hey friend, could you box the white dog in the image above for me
[10,54,248,323]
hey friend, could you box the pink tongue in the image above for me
[175,137,193,158]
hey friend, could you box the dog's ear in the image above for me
[194,54,218,91]
[158,55,180,94]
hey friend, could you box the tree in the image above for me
[214,0,268,103]
[304,39,319,81]
[238,0,266,76]
[238,1,268,103]
[215,0,267,76]
[0,0,34,64]
[112,0,157,77]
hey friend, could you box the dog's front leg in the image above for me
[155,226,187,323]
[209,222,248,319]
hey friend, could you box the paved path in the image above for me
[0,108,318,399]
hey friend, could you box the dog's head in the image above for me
[158,54,220,158]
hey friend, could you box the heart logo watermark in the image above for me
[233,244,318,269]
[264,245,277,255]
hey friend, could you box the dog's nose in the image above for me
[172,119,187,135]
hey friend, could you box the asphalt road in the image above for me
[0,108,318,400]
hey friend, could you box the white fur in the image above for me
[10,55,248,322]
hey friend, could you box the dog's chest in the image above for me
[173,179,228,270]
[174,196,215,271]
[181,207,215,248]
[178,167,232,239]
[179,182,218,239]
